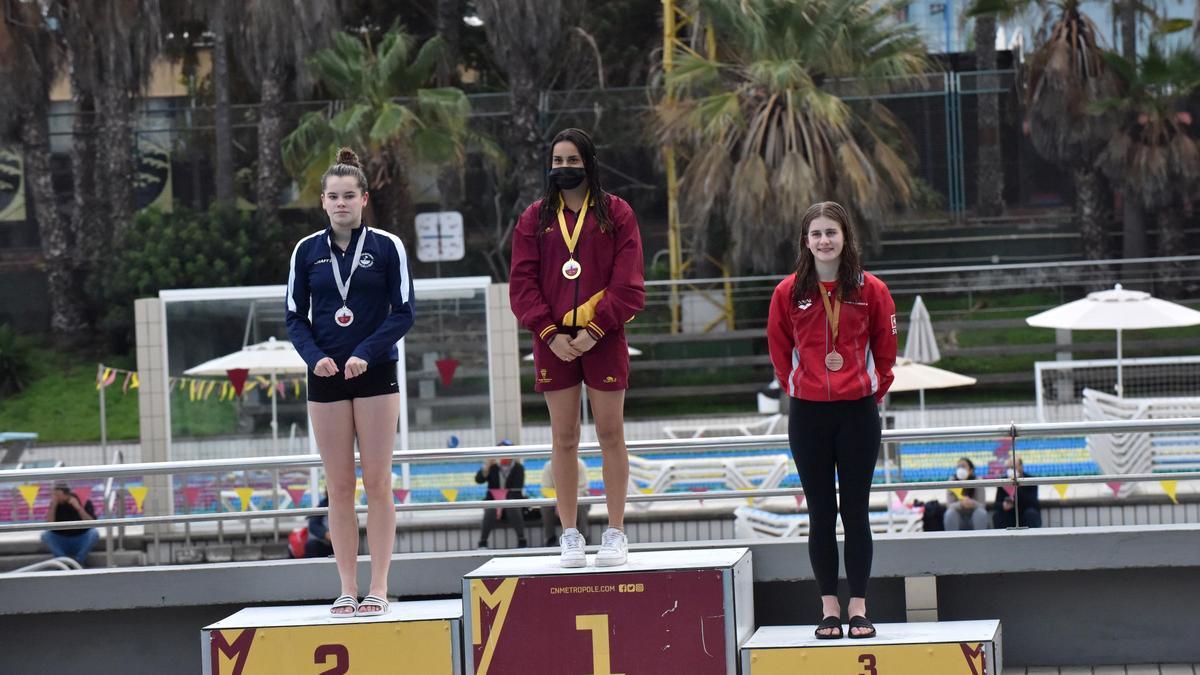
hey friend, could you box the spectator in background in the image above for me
[943,457,989,530]
[994,457,1041,528]
[42,483,97,566]
[305,493,335,558]
[476,440,528,548]
[541,455,591,547]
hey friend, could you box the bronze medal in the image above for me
[825,350,844,371]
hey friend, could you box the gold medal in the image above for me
[825,351,844,371]
[557,191,590,281]
[562,258,582,279]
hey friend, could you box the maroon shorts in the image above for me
[532,327,629,392]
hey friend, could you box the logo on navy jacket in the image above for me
[359,252,375,268]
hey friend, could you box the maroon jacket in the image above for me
[510,193,645,343]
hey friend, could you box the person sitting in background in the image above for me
[305,493,335,558]
[541,455,591,547]
[943,457,988,531]
[993,457,1041,529]
[476,440,528,548]
[42,483,97,566]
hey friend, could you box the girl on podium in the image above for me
[510,128,645,568]
[286,148,415,617]
[767,202,897,639]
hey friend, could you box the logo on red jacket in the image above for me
[890,314,897,334]
[796,299,812,310]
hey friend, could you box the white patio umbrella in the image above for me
[889,358,977,427]
[1025,284,1200,396]
[903,295,941,364]
[184,337,308,452]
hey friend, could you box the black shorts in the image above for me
[307,361,400,403]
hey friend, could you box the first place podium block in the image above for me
[464,547,754,675]
[202,599,463,675]
[741,620,1002,675]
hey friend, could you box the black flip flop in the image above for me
[814,615,843,639]
[848,615,876,639]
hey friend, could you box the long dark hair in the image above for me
[956,457,980,499]
[790,201,864,305]
[536,128,613,234]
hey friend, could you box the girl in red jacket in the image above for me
[509,128,645,568]
[767,202,897,639]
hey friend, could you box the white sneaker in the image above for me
[595,528,628,567]
[559,528,586,568]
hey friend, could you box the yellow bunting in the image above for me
[234,482,255,509]
[441,489,459,502]
[293,379,301,397]
[130,372,139,389]
[1160,480,1179,504]
[541,487,557,499]
[950,487,964,500]
[128,486,149,513]
[18,484,40,512]
[188,379,199,402]
[638,487,654,495]
[203,380,216,400]
[1053,484,1069,500]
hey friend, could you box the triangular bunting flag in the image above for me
[393,489,409,504]
[541,487,557,499]
[489,488,508,501]
[183,486,202,508]
[794,494,806,509]
[286,486,308,508]
[122,371,134,393]
[234,487,255,512]
[1106,481,1123,497]
[638,487,654,495]
[1053,484,1069,500]
[441,489,458,502]
[1160,480,1178,504]
[950,487,964,500]
[293,379,301,397]
[17,484,39,512]
[128,486,149,513]
[1002,485,1017,498]
[73,486,93,506]
[435,358,460,387]
[588,487,603,497]
[203,380,217,400]
[895,490,908,504]
[226,368,249,396]
[130,372,139,390]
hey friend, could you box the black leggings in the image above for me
[788,396,881,598]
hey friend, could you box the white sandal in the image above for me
[329,594,358,617]
[356,594,389,617]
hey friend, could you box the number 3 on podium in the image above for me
[576,614,624,675]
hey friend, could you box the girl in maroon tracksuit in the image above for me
[767,202,897,639]
[510,128,645,568]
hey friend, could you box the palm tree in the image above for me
[1095,43,1200,290]
[0,0,86,335]
[1022,0,1120,259]
[282,25,496,236]
[235,0,340,227]
[656,0,932,272]
[211,0,236,204]
[973,11,1005,217]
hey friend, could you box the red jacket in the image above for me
[767,272,897,403]
[510,193,645,342]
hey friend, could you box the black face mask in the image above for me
[548,167,587,190]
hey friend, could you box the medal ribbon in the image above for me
[556,191,591,261]
[818,284,841,347]
[328,226,369,308]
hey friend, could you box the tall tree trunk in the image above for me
[256,72,286,227]
[509,57,544,219]
[1154,204,1184,296]
[1120,0,1137,60]
[98,84,136,242]
[436,0,464,87]
[974,14,1004,217]
[21,110,86,335]
[69,90,104,277]
[212,0,235,205]
[1073,167,1107,260]
[1121,193,1147,259]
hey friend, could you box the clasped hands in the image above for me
[550,332,597,362]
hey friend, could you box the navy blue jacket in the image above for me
[286,225,415,370]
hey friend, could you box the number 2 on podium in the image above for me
[576,614,624,675]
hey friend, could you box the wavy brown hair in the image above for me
[790,201,864,305]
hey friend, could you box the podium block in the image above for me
[202,599,462,675]
[741,620,1002,675]
[463,548,754,675]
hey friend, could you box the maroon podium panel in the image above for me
[463,549,752,675]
